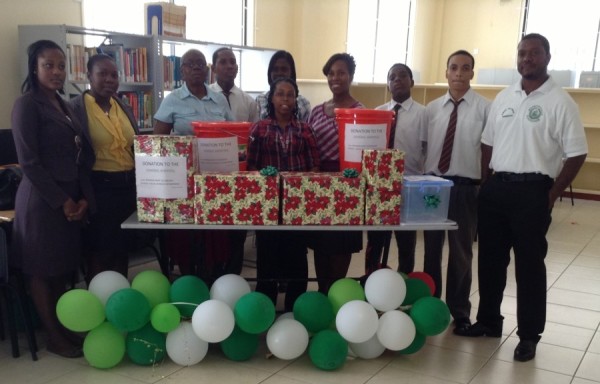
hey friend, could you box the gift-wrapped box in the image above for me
[134,135,195,223]
[281,172,365,225]
[361,149,404,225]
[361,149,404,189]
[194,172,279,225]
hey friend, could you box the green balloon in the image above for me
[131,270,171,309]
[410,297,451,336]
[293,291,334,333]
[328,278,365,314]
[169,275,209,318]
[308,330,348,370]
[234,292,275,334]
[398,332,426,354]
[220,325,259,361]
[126,322,166,365]
[402,278,432,306]
[106,288,151,332]
[83,322,126,369]
[150,303,181,333]
[56,289,105,332]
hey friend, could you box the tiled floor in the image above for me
[1,198,600,383]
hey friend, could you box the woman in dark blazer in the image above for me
[69,54,139,282]
[11,40,94,358]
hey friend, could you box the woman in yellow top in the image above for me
[69,54,139,282]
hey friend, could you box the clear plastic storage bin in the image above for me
[401,175,453,223]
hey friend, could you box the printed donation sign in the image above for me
[196,136,239,172]
[135,156,188,198]
[344,123,387,162]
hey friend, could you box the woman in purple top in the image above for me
[308,53,364,294]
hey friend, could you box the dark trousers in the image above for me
[364,230,416,274]
[423,183,477,320]
[476,175,552,341]
[255,231,308,312]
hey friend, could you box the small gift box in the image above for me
[361,149,404,225]
[134,135,196,223]
[281,170,365,225]
[194,171,279,225]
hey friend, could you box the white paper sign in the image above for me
[135,156,188,198]
[195,136,239,172]
[344,123,388,162]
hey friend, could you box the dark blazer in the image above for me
[11,89,94,276]
[12,90,94,210]
[69,91,140,159]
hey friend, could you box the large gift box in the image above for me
[361,149,404,225]
[281,171,365,225]
[194,172,279,225]
[134,135,195,223]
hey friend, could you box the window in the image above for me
[82,0,252,46]
[347,0,414,83]
[524,0,600,84]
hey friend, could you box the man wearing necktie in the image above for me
[364,63,426,275]
[423,50,490,334]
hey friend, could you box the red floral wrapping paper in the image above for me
[361,149,404,225]
[134,135,196,223]
[194,172,279,225]
[281,172,365,225]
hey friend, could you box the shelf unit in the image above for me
[351,83,600,196]
[18,25,279,129]
[18,25,156,130]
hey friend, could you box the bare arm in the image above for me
[549,154,586,208]
[153,120,173,135]
[481,143,493,183]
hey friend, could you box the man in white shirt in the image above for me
[364,63,426,275]
[423,50,490,334]
[457,34,587,363]
[208,47,259,276]
[209,47,259,123]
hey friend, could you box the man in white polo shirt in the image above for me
[456,33,588,363]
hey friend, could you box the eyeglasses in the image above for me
[181,61,207,69]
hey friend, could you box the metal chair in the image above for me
[0,226,38,360]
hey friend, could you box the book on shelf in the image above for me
[163,55,181,90]
[119,90,153,128]
[66,44,96,81]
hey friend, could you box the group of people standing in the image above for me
[10,32,587,363]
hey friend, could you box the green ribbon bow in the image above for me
[423,194,441,208]
[342,168,359,178]
[260,166,278,176]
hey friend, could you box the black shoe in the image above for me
[514,340,537,362]
[453,318,472,334]
[453,321,502,337]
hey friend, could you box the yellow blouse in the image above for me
[84,93,135,171]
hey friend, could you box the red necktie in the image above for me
[437,99,463,174]
[388,103,401,149]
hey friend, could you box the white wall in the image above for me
[1,0,82,128]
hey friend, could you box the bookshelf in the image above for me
[18,25,279,130]
[350,83,600,196]
[18,25,155,130]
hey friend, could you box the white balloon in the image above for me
[274,312,295,323]
[88,271,130,307]
[349,333,386,359]
[335,300,379,343]
[266,319,309,360]
[166,322,209,366]
[209,274,251,309]
[191,299,235,343]
[376,310,416,351]
[364,269,406,312]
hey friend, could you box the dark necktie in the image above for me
[223,90,231,107]
[437,99,463,174]
[388,103,401,149]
